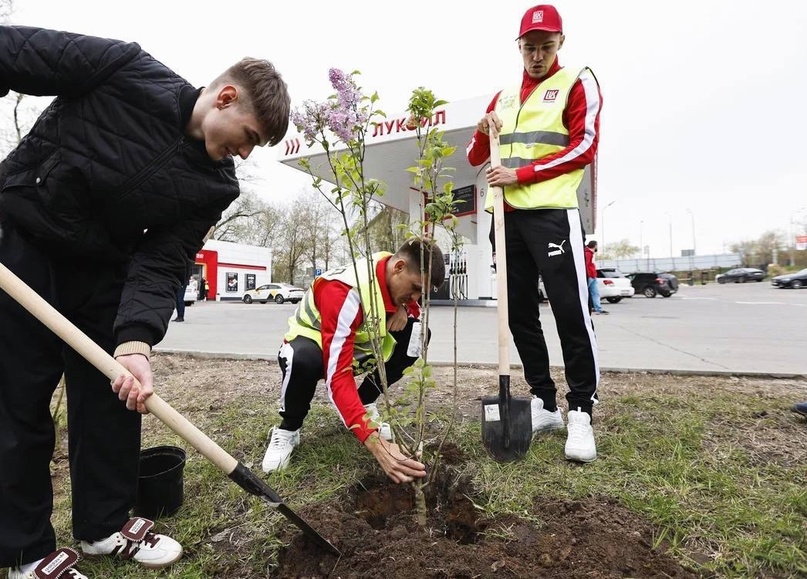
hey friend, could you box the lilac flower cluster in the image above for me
[291,68,369,146]
[291,100,327,145]
[326,68,369,143]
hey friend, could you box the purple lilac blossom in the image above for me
[326,68,368,143]
[292,100,327,145]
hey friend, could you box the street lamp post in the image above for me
[686,208,696,272]
[601,200,616,254]
[686,208,696,255]
[639,220,644,260]
[666,213,673,259]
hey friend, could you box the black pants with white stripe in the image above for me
[277,318,427,431]
[492,208,599,414]
[0,223,140,567]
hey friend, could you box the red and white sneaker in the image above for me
[80,517,182,569]
[8,547,88,579]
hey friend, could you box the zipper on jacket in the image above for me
[115,136,184,199]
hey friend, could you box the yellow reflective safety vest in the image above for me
[484,66,591,212]
[285,253,396,374]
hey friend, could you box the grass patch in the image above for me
[26,361,807,578]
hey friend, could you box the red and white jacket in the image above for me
[312,256,419,443]
[466,59,603,210]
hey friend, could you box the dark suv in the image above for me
[628,272,679,298]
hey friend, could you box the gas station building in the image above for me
[277,94,596,301]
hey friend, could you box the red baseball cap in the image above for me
[517,4,563,39]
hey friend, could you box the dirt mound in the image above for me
[272,455,697,579]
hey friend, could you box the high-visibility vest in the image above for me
[484,66,593,212]
[286,253,396,374]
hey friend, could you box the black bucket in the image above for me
[134,446,186,520]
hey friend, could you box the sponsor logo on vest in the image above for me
[543,89,559,103]
[548,240,567,257]
[532,10,544,23]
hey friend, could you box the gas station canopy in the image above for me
[275,94,596,301]
[276,95,493,214]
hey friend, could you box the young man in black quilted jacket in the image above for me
[0,25,290,579]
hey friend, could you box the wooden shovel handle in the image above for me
[0,263,238,474]
[489,134,510,376]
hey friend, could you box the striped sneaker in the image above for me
[81,518,182,569]
[8,548,88,579]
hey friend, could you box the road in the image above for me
[157,282,807,377]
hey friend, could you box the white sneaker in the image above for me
[9,548,88,579]
[80,517,182,569]
[363,403,393,441]
[261,427,300,473]
[565,409,597,463]
[530,397,565,433]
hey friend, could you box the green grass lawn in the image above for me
[30,359,807,578]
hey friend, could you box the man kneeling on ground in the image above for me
[261,239,445,483]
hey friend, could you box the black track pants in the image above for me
[277,317,427,431]
[492,208,599,413]
[0,224,140,567]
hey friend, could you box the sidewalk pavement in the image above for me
[157,288,807,379]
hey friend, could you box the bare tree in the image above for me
[212,157,293,247]
[0,0,13,23]
[730,230,784,267]
[729,240,759,267]
[212,191,268,242]
[277,201,314,285]
[366,205,409,252]
[0,1,45,156]
[602,238,640,260]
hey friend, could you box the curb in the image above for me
[153,348,807,382]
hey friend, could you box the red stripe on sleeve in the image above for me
[315,280,375,443]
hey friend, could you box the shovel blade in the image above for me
[481,393,532,462]
[229,463,340,556]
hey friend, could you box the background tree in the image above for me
[0,0,12,22]
[729,230,784,267]
[362,204,409,253]
[601,238,640,260]
[0,1,47,156]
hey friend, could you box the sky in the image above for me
[8,0,807,257]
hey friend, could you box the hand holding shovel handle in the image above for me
[0,262,340,556]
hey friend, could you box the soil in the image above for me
[272,470,699,579]
[51,353,807,578]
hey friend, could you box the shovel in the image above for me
[481,130,533,462]
[0,262,340,557]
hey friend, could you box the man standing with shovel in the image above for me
[467,4,603,462]
[0,25,290,578]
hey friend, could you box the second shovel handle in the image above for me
[489,135,510,375]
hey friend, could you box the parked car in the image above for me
[715,267,766,284]
[183,280,198,306]
[538,276,547,302]
[628,272,678,298]
[242,283,305,304]
[596,268,635,303]
[659,273,680,292]
[770,268,807,289]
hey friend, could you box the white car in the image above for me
[183,280,198,306]
[596,268,635,303]
[242,283,305,304]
